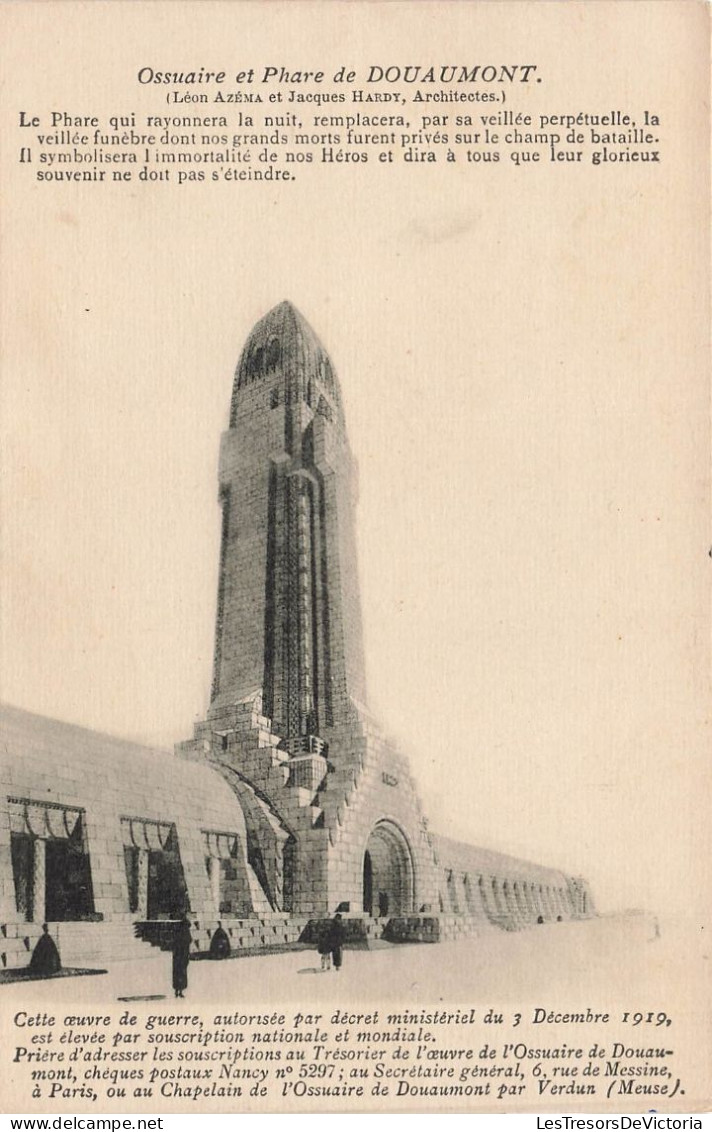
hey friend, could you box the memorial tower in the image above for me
[176,302,590,927]
[179,302,440,917]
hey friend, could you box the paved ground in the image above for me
[0,911,698,1008]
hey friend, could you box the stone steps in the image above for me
[51,921,157,967]
[193,913,311,954]
[0,919,159,971]
[136,913,312,958]
[0,921,42,970]
[438,913,482,940]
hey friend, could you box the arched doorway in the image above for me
[362,820,415,916]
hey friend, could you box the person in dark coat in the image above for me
[28,923,61,976]
[172,914,192,997]
[328,912,346,971]
[317,923,332,971]
[208,922,231,960]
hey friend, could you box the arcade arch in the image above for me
[362,820,415,917]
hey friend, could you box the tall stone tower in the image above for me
[211,301,366,750]
[179,302,441,918]
[178,302,591,930]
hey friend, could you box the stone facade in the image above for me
[0,301,592,970]
[0,704,271,969]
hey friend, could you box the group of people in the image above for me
[171,910,348,996]
[317,912,346,971]
[25,911,348,994]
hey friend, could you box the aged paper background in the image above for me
[0,0,709,1116]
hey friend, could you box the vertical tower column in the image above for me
[296,477,314,734]
[136,849,149,919]
[208,856,221,913]
[32,839,46,924]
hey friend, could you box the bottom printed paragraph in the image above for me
[7,1005,692,1110]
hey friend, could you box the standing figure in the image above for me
[208,921,231,960]
[172,914,192,997]
[328,912,346,972]
[28,923,61,976]
[317,923,332,971]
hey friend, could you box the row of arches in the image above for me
[441,870,579,926]
[349,818,584,929]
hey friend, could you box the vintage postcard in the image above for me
[0,0,709,1118]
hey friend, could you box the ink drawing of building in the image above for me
[0,302,592,971]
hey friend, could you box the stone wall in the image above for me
[433,834,594,930]
[0,704,267,969]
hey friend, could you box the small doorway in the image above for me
[363,850,373,914]
[10,833,34,921]
[147,830,187,920]
[124,846,140,914]
[45,833,94,921]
